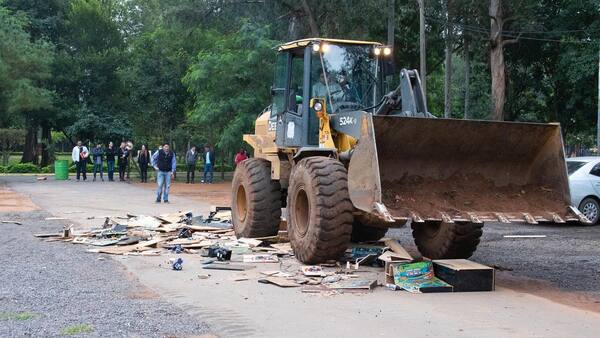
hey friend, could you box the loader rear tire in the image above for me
[287,157,353,264]
[351,223,388,243]
[411,221,483,259]
[232,158,282,238]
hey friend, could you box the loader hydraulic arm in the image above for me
[375,69,432,117]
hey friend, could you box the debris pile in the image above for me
[35,208,495,294]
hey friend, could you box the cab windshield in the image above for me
[311,43,379,113]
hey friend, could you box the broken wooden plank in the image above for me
[237,237,263,247]
[382,239,412,260]
[34,233,62,238]
[1,220,22,225]
[325,279,377,290]
[257,277,300,287]
[203,264,255,271]
[242,254,279,263]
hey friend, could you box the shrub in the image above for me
[41,166,54,173]
[0,165,6,173]
[69,164,94,173]
[7,163,41,173]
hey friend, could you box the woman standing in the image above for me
[138,144,151,183]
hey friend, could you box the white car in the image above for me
[567,157,600,224]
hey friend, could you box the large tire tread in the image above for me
[411,221,483,259]
[232,158,282,238]
[287,157,353,264]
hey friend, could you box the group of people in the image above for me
[71,141,219,203]
[184,145,216,184]
[71,141,135,182]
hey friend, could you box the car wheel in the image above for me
[578,197,600,225]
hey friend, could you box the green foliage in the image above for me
[1,0,599,163]
[41,165,54,173]
[7,163,41,173]
[183,22,279,157]
[68,163,93,173]
[0,128,26,165]
[0,5,55,127]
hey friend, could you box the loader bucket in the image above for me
[347,115,583,224]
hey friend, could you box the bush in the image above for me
[69,164,94,173]
[7,163,41,173]
[41,166,54,173]
[0,165,6,173]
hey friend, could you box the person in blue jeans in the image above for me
[202,145,215,184]
[151,142,176,203]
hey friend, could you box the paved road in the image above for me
[0,210,209,337]
[3,175,600,338]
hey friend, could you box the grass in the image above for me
[0,311,38,321]
[61,324,93,336]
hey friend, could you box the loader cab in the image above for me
[271,38,387,149]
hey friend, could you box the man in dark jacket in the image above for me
[105,141,116,181]
[185,146,199,184]
[91,143,104,181]
[117,142,129,181]
[151,142,176,203]
[202,145,215,184]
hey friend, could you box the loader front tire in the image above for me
[287,157,353,264]
[232,158,282,238]
[411,221,483,259]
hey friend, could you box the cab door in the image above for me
[274,50,305,147]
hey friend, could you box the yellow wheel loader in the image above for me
[232,38,588,264]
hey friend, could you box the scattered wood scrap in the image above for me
[1,220,22,225]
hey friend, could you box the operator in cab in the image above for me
[312,71,345,111]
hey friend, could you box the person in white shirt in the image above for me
[71,140,89,181]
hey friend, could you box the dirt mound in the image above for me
[382,173,567,218]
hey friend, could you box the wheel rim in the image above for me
[236,184,247,222]
[293,187,310,238]
[581,201,598,222]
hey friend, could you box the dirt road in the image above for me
[3,175,600,337]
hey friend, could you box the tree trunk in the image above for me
[490,0,506,121]
[387,0,395,47]
[300,0,319,37]
[40,123,52,167]
[444,0,453,118]
[464,36,471,119]
[287,10,301,40]
[21,120,38,164]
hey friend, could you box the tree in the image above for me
[0,5,55,164]
[489,0,520,121]
[183,23,279,159]
[0,129,26,166]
